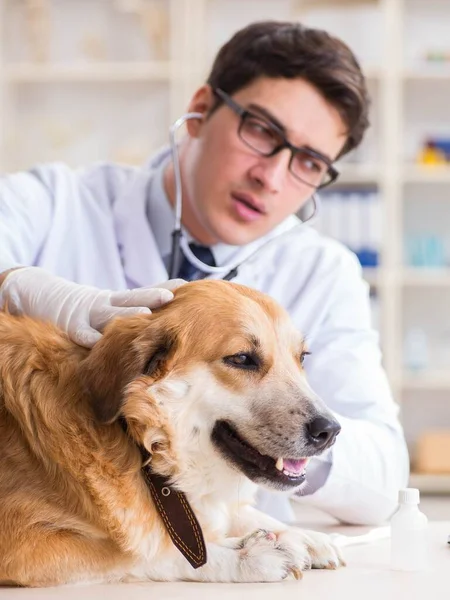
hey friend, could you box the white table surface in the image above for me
[1,521,448,600]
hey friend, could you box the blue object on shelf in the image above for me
[357,248,379,268]
[433,138,450,161]
[406,234,446,268]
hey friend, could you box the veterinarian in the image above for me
[0,21,409,526]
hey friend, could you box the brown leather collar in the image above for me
[119,418,207,568]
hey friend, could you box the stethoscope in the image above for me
[168,112,319,281]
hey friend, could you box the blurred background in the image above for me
[0,0,450,499]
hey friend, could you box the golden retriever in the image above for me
[0,280,343,587]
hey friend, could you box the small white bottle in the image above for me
[390,488,429,571]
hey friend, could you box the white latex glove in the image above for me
[0,266,185,348]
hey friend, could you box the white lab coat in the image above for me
[0,148,409,525]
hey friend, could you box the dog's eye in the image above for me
[223,353,259,370]
[300,351,311,366]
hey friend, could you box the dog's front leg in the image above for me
[133,532,307,583]
[228,504,345,572]
[130,506,343,582]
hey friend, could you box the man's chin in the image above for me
[212,220,269,247]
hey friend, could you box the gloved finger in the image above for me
[72,326,103,349]
[152,279,187,291]
[91,306,152,332]
[110,287,174,309]
[128,279,187,293]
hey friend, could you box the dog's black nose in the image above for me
[305,415,341,450]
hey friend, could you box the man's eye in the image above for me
[300,351,311,366]
[246,118,278,139]
[307,160,322,173]
[223,353,259,370]
[304,158,322,173]
[295,152,324,173]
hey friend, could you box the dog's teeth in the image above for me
[275,457,284,471]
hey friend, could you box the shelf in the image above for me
[334,163,380,185]
[2,61,381,86]
[295,0,378,7]
[401,269,450,286]
[403,67,450,81]
[333,164,450,185]
[401,370,450,391]
[3,62,173,83]
[403,165,450,184]
[330,267,450,289]
[409,473,450,494]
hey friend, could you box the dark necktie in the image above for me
[177,243,216,281]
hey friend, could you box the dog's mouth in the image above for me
[211,421,309,490]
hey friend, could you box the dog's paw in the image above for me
[278,529,346,570]
[235,529,308,582]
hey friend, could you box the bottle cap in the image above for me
[398,487,420,505]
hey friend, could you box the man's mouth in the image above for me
[231,193,266,222]
[211,421,309,490]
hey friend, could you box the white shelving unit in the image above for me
[403,165,450,183]
[1,0,449,492]
[3,61,174,82]
[0,0,199,169]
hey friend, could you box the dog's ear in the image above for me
[78,317,175,424]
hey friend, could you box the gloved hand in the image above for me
[0,266,185,348]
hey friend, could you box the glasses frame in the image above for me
[214,87,339,191]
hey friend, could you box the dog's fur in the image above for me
[0,280,343,587]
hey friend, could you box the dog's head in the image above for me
[79,280,340,492]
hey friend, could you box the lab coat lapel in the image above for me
[113,169,168,288]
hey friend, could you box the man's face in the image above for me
[174,77,348,246]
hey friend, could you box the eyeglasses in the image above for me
[214,88,339,190]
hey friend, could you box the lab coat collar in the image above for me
[145,149,174,259]
[113,153,170,288]
[145,147,207,267]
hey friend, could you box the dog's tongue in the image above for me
[283,458,308,474]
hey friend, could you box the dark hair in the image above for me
[206,21,370,158]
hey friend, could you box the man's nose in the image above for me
[305,415,341,451]
[249,149,291,193]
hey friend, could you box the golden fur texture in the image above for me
[0,280,343,587]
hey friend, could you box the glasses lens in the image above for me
[239,114,283,155]
[290,149,331,188]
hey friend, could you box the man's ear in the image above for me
[78,317,175,424]
[185,85,215,137]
